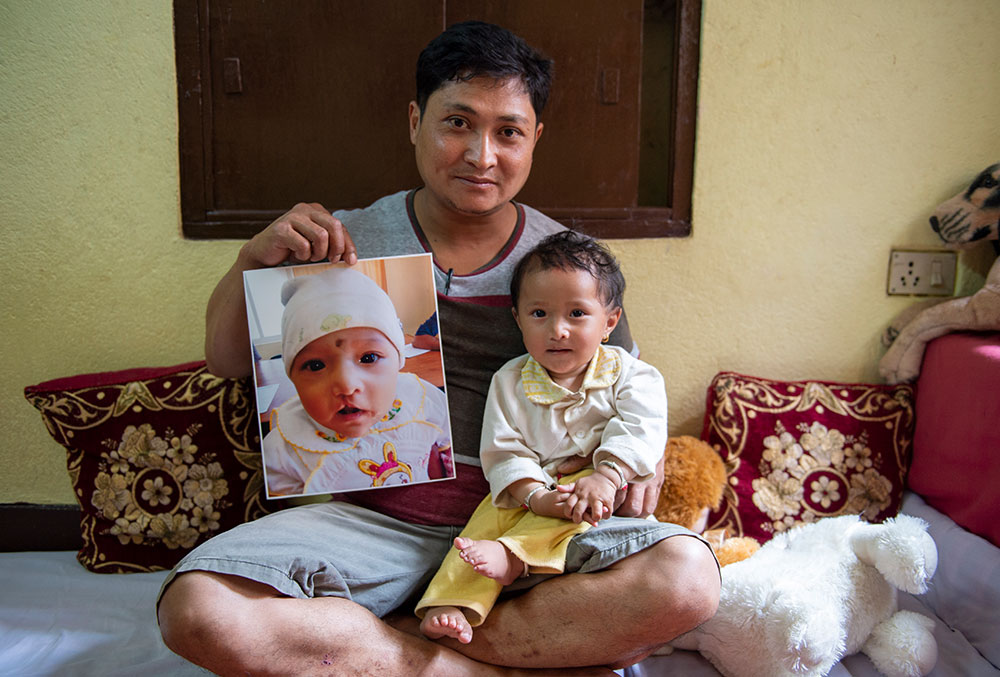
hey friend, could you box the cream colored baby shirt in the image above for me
[480,345,667,508]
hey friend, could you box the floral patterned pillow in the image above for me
[25,361,280,573]
[701,371,916,545]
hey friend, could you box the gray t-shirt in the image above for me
[332,190,636,525]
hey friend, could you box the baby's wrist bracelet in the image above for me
[596,460,628,491]
[522,484,549,513]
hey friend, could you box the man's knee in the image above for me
[616,535,719,639]
[157,571,262,660]
[158,573,214,655]
[645,536,720,628]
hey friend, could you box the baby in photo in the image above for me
[262,265,452,496]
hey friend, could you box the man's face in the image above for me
[289,327,400,439]
[409,76,543,218]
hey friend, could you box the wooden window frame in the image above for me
[174,0,701,239]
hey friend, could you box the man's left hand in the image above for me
[612,453,664,517]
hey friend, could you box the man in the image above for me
[158,21,719,676]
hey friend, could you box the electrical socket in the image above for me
[886,249,957,296]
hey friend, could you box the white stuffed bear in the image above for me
[879,163,1000,384]
[664,514,938,677]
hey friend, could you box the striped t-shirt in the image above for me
[331,190,636,526]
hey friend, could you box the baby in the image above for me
[261,265,452,496]
[415,231,667,643]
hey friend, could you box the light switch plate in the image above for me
[886,249,958,296]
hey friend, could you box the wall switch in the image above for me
[886,249,958,296]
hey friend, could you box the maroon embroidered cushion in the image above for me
[24,361,279,573]
[701,371,916,545]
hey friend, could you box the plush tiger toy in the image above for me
[880,163,1000,383]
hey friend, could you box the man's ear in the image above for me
[408,101,421,145]
[534,121,544,145]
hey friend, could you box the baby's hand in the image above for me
[556,473,618,526]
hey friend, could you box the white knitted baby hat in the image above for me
[280,266,406,375]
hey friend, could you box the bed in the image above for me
[5,332,999,676]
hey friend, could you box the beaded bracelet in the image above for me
[522,484,549,513]
[596,459,628,491]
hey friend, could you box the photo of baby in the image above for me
[243,253,454,498]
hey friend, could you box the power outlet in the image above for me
[886,249,957,296]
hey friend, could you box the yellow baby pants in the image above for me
[415,468,593,626]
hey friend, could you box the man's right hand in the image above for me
[240,202,358,269]
[205,203,357,378]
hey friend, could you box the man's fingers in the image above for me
[643,485,659,516]
[282,222,316,262]
[305,204,357,264]
[340,225,358,265]
[319,220,357,264]
[291,220,328,261]
[615,484,653,518]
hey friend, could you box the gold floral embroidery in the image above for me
[89,422,232,550]
[705,373,915,541]
[749,420,891,535]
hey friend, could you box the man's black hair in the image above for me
[510,231,625,311]
[415,21,553,118]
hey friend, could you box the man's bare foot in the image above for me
[420,606,473,644]
[455,537,525,585]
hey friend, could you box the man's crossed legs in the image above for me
[156,502,719,676]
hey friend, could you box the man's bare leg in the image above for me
[422,535,721,669]
[158,571,615,677]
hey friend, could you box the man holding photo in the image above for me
[158,20,719,676]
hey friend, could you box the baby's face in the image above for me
[289,327,399,438]
[513,267,620,391]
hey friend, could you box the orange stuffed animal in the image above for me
[655,436,759,567]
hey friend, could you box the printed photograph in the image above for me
[244,253,454,498]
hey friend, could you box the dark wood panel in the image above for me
[446,0,643,209]
[175,0,700,238]
[670,0,701,225]
[204,1,439,210]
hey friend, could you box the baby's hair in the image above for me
[510,231,625,310]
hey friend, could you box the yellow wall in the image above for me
[3,1,999,504]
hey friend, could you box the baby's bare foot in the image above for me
[454,536,524,585]
[420,606,473,644]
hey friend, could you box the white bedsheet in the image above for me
[1,492,996,676]
[0,552,204,676]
